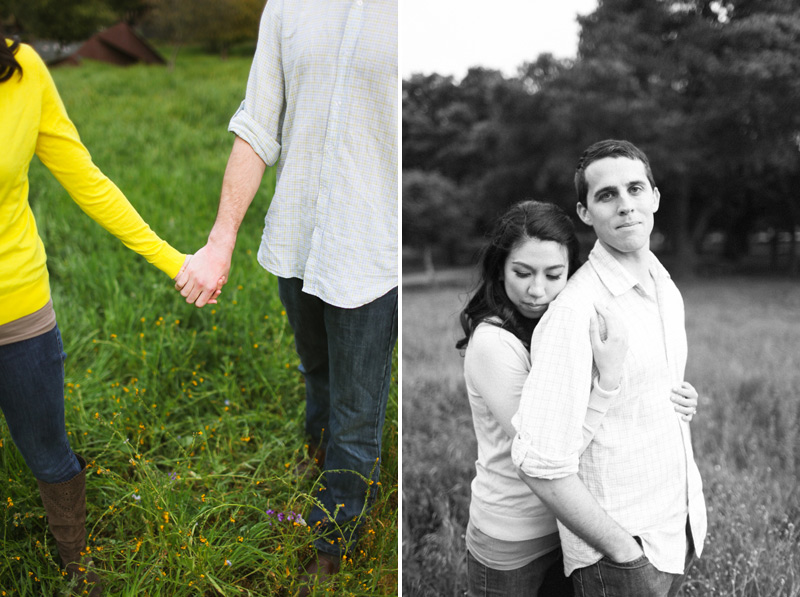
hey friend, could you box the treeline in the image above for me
[0,0,264,57]
[403,0,800,277]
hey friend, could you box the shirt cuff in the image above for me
[511,431,578,480]
[228,101,281,166]
[151,245,187,279]
[591,377,621,399]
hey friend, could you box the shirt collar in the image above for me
[587,240,670,297]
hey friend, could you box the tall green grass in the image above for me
[1,52,397,596]
[403,275,800,597]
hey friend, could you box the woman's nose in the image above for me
[527,280,545,298]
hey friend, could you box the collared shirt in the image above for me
[466,319,621,545]
[511,241,707,576]
[229,0,398,308]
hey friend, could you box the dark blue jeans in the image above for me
[572,529,696,597]
[467,548,574,597]
[0,325,81,484]
[277,278,398,556]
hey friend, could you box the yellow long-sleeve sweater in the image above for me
[0,42,185,326]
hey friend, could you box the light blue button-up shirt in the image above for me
[229,0,397,308]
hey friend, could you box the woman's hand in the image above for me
[590,303,629,392]
[671,381,699,422]
[175,254,223,306]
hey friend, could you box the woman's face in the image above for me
[502,238,569,320]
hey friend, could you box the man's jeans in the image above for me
[467,548,573,597]
[572,527,696,597]
[0,325,82,484]
[278,278,398,556]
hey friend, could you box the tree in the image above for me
[402,170,468,277]
[1,0,155,42]
[4,0,116,43]
[145,0,262,60]
[401,0,800,275]
[566,0,800,275]
[106,0,154,24]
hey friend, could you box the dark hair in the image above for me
[457,200,581,350]
[0,34,24,83]
[574,139,654,206]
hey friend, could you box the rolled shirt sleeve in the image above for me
[511,303,595,479]
[228,0,285,166]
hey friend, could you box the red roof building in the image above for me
[73,22,165,66]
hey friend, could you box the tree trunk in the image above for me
[783,194,800,276]
[168,43,182,72]
[671,172,696,278]
[770,228,779,270]
[423,244,436,283]
[691,199,720,257]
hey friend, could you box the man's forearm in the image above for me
[517,470,643,563]
[208,135,267,251]
[174,136,267,306]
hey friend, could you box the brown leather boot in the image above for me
[37,454,102,596]
[297,550,340,597]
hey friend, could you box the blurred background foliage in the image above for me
[402,0,800,278]
[0,0,263,58]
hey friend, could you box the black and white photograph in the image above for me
[402,1,800,596]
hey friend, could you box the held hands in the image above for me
[590,303,629,392]
[174,244,230,308]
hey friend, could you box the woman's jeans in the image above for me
[467,548,574,597]
[278,278,398,557]
[0,325,81,484]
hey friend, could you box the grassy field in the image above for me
[402,274,800,597]
[0,51,397,595]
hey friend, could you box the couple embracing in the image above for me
[461,140,707,597]
[1,0,396,594]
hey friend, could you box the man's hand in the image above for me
[173,136,264,308]
[607,535,645,564]
[174,245,230,307]
[516,471,644,563]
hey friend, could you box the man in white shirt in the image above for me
[174,0,397,591]
[511,139,706,596]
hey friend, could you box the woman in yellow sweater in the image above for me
[0,35,203,593]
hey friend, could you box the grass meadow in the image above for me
[0,51,397,595]
[402,273,800,596]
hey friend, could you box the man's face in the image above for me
[576,157,660,259]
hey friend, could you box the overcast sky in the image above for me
[400,0,599,80]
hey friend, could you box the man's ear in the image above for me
[652,187,661,213]
[576,201,592,226]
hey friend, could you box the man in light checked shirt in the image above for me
[174,0,397,591]
[511,140,707,596]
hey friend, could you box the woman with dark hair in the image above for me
[0,35,208,594]
[458,200,699,596]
